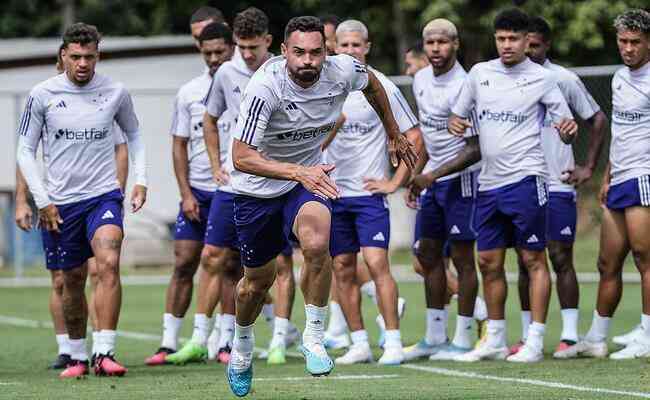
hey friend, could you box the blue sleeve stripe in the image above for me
[18,96,34,136]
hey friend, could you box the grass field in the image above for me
[0,278,648,399]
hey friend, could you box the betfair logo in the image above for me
[55,127,109,141]
[276,122,335,141]
[479,109,528,124]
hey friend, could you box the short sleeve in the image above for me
[113,123,127,144]
[235,77,278,148]
[17,90,45,146]
[563,75,600,120]
[451,69,477,118]
[205,71,228,118]
[170,91,190,138]
[384,78,418,132]
[542,77,574,124]
[334,54,369,92]
[464,109,480,138]
[115,89,139,134]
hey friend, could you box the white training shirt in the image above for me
[170,71,219,192]
[16,73,147,208]
[324,66,418,197]
[413,62,480,182]
[610,61,650,186]
[232,54,369,198]
[541,59,600,192]
[452,57,573,191]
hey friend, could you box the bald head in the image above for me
[423,19,458,40]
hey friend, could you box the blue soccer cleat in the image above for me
[227,355,253,397]
[299,343,334,377]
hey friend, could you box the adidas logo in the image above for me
[285,102,298,111]
[373,232,386,242]
[480,80,489,86]
[450,225,461,234]
[101,210,115,220]
[526,234,539,244]
[233,86,241,94]
[55,100,66,108]
[560,226,573,236]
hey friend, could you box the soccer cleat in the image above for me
[164,342,207,365]
[508,340,525,356]
[49,353,72,370]
[429,343,472,361]
[335,344,373,365]
[144,347,175,366]
[227,350,253,397]
[299,342,334,376]
[59,359,89,379]
[403,339,446,361]
[609,339,650,360]
[323,332,350,350]
[217,346,232,364]
[285,324,301,348]
[378,345,404,365]
[454,341,508,362]
[207,329,221,360]
[94,354,127,377]
[267,346,287,365]
[506,344,543,363]
[613,325,643,347]
[555,340,608,359]
[552,340,577,359]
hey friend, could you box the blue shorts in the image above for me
[330,195,390,257]
[280,243,294,257]
[419,172,476,243]
[607,175,650,210]
[475,176,548,252]
[412,193,451,258]
[174,187,214,241]
[234,184,331,268]
[205,190,239,250]
[547,191,577,243]
[41,189,124,270]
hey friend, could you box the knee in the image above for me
[417,241,442,269]
[519,252,548,274]
[63,268,86,290]
[477,255,504,282]
[596,255,622,280]
[332,256,355,281]
[548,247,572,275]
[239,273,274,299]
[631,248,650,270]
[301,233,330,266]
[51,272,65,295]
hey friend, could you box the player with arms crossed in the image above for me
[226,16,416,396]
[16,23,147,378]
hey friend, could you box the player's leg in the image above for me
[87,258,101,366]
[213,248,242,364]
[324,270,351,348]
[512,254,530,354]
[49,270,72,369]
[267,248,300,364]
[60,264,91,378]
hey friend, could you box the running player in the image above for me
[563,9,650,360]
[323,19,417,365]
[404,41,429,77]
[510,16,607,358]
[414,9,576,363]
[226,16,416,396]
[16,23,148,378]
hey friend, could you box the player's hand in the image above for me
[448,115,472,137]
[412,172,435,192]
[213,166,230,186]
[562,165,593,187]
[389,134,418,170]
[598,179,610,207]
[555,118,578,144]
[131,184,147,213]
[404,184,419,209]
[181,193,200,222]
[15,200,33,231]
[363,178,398,194]
[38,204,63,233]
[295,164,339,199]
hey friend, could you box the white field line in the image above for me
[254,374,400,382]
[402,364,650,399]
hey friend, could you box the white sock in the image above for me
[326,301,348,336]
[473,297,488,321]
[95,330,116,356]
[190,314,212,347]
[560,308,579,342]
[384,329,402,348]
[214,313,222,332]
[526,322,546,352]
[56,334,71,355]
[69,338,88,361]
[360,281,378,304]
[521,311,532,341]
[91,331,99,355]
[303,304,327,344]
[262,304,275,329]
[217,313,235,349]
[350,329,370,347]
[208,314,221,345]
[486,319,506,348]
[585,311,610,343]
[161,313,183,350]
[425,308,447,346]
[232,323,254,371]
[270,317,290,349]
[641,314,650,342]
[452,315,474,349]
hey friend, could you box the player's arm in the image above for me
[598,161,612,206]
[203,72,230,185]
[14,168,33,231]
[115,143,128,192]
[321,114,346,151]
[543,80,578,144]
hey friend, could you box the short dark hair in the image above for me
[529,16,552,42]
[62,23,101,49]
[494,8,530,33]
[614,9,650,35]
[319,14,340,28]
[233,7,269,39]
[190,6,225,25]
[407,40,426,56]
[284,16,325,42]
[198,22,234,45]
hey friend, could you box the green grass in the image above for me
[0,281,647,399]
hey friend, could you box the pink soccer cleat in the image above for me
[94,354,128,377]
[59,360,89,379]
[217,346,232,364]
[508,340,525,356]
[145,347,174,366]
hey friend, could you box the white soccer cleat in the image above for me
[506,344,543,363]
[609,339,650,360]
[453,341,508,362]
[335,344,374,365]
[429,343,472,361]
[324,331,351,350]
[613,325,643,347]
[378,345,404,365]
[207,329,220,360]
[556,340,609,359]
[403,339,447,361]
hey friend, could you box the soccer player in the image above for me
[226,16,416,396]
[564,9,650,360]
[413,9,576,363]
[146,22,235,366]
[16,23,147,378]
[404,41,430,77]
[322,19,417,365]
[320,14,340,56]
[509,16,607,358]
[190,6,227,48]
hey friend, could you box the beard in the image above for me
[290,66,320,85]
